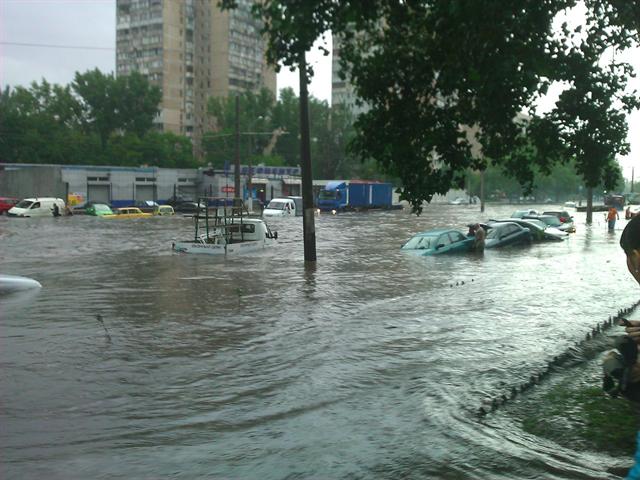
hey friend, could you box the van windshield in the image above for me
[267,201,286,210]
[319,190,337,200]
[15,200,33,209]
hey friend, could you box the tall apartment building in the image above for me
[331,34,368,117]
[116,0,276,155]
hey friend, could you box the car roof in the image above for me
[415,229,461,237]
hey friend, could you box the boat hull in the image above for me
[172,239,274,255]
[0,274,42,294]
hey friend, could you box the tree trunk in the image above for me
[586,186,593,224]
[299,54,317,263]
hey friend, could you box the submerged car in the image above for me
[401,229,474,256]
[85,203,114,216]
[0,197,19,214]
[103,207,153,219]
[153,205,175,216]
[524,214,574,233]
[511,209,539,218]
[173,201,207,214]
[484,222,532,249]
[542,210,576,232]
[490,218,567,242]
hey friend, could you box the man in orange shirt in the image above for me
[608,207,619,231]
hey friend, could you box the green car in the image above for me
[86,203,114,216]
[401,229,475,255]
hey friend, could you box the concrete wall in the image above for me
[0,166,66,199]
[1,164,302,205]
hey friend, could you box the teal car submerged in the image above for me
[401,229,474,255]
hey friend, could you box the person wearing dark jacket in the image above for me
[618,215,640,479]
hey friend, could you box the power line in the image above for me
[0,41,114,51]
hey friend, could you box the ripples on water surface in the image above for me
[1,205,637,479]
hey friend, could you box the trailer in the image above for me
[317,180,393,212]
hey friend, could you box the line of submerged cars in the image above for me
[401,209,575,256]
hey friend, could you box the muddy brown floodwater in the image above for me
[1,204,637,479]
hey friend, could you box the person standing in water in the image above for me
[607,207,619,231]
[473,223,485,252]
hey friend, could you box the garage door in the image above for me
[87,185,110,204]
[177,186,196,200]
[136,185,156,202]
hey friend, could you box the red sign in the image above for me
[221,186,235,193]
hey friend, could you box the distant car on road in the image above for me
[0,197,19,214]
[173,201,206,214]
[484,222,532,249]
[153,205,175,216]
[511,209,539,218]
[85,203,114,216]
[542,210,576,232]
[490,218,567,242]
[401,229,474,256]
[134,200,160,212]
[525,214,575,233]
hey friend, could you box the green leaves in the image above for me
[1,69,193,168]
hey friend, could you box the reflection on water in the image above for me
[0,205,636,479]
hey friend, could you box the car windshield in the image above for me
[403,235,436,250]
[15,200,33,209]
[486,228,501,240]
[523,219,546,229]
[267,201,286,210]
[95,204,111,212]
[540,216,562,227]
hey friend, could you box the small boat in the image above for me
[0,274,42,294]
[172,198,277,256]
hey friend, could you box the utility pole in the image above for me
[480,169,485,213]
[299,53,317,263]
[234,95,240,202]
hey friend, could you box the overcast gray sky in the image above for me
[1,0,637,179]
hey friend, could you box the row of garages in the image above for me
[0,164,302,206]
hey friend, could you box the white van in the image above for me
[8,197,66,217]
[263,197,302,217]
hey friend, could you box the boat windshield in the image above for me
[15,200,33,209]
[403,235,436,250]
[267,201,286,210]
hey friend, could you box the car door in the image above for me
[436,233,452,253]
[448,231,468,252]
[502,224,520,245]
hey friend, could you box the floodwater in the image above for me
[1,204,638,479]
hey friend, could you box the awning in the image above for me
[282,178,301,185]
[250,178,269,184]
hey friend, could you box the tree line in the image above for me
[219,0,639,218]
[0,70,380,180]
[0,70,194,168]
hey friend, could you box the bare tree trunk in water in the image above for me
[586,187,593,224]
[299,54,317,263]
